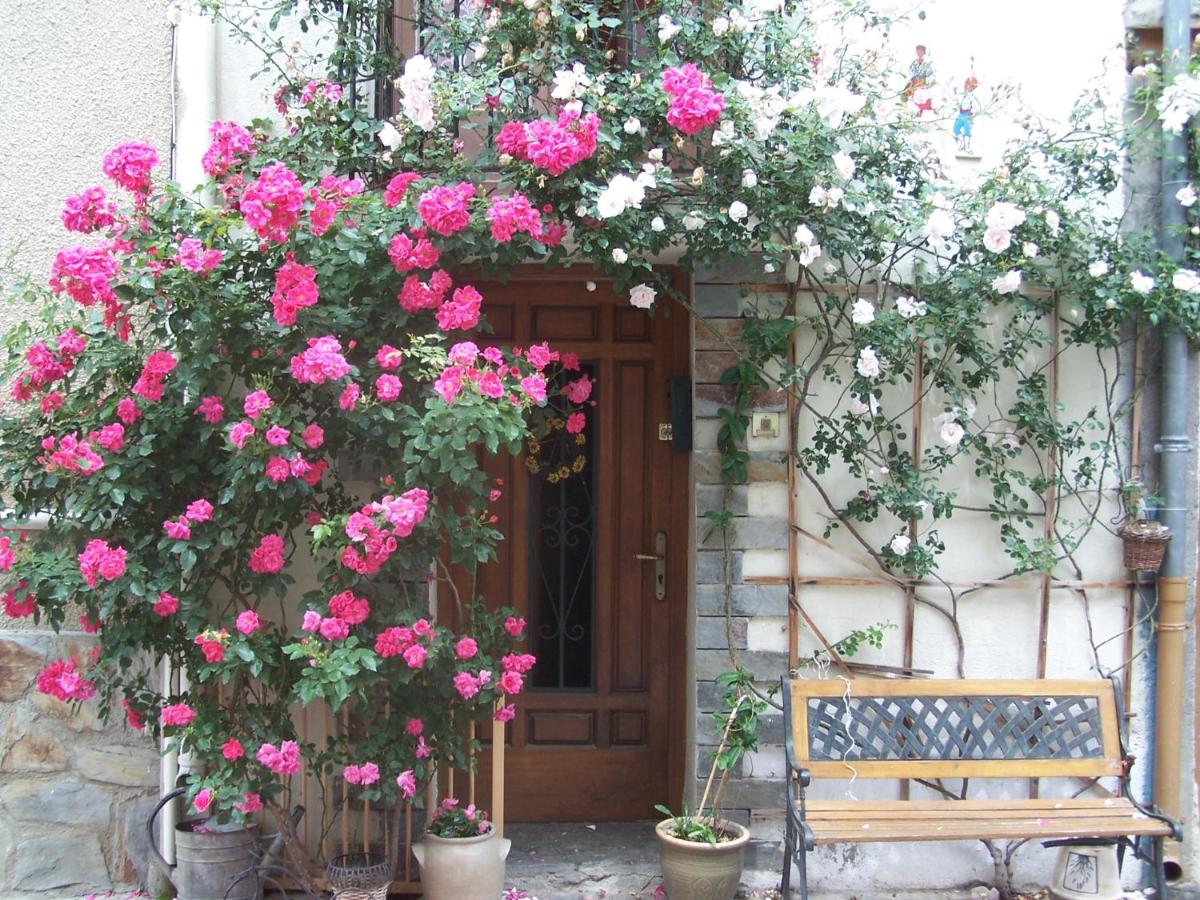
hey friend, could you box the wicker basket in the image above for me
[1119,524,1172,572]
[327,852,392,900]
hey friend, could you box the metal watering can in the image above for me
[147,786,261,900]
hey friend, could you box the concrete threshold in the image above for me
[500,821,1055,900]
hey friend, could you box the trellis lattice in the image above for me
[806,695,1104,762]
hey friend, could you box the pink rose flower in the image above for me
[243,390,272,420]
[229,420,255,449]
[301,424,324,448]
[301,610,322,632]
[222,738,245,760]
[455,637,479,660]
[320,616,350,641]
[186,499,214,522]
[503,616,526,638]
[236,610,261,635]
[195,395,225,424]
[193,788,213,815]
[161,702,196,727]
[265,425,291,446]
[375,374,402,401]
[154,591,179,616]
[403,643,428,669]
[396,769,417,798]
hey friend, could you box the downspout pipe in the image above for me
[1154,0,1192,881]
[152,10,217,892]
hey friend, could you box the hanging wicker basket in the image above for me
[1119,521,1172,572]
[327,852,392,900]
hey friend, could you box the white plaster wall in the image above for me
[0,0,174,324]
[791,0,1159,893]
[0,4,174,892]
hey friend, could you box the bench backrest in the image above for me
[785,678,1123,780]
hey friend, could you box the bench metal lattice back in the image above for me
[807,694,1104,762]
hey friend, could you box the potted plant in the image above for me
[413,798,511,900]
[655,669,766,900]
[1118,480,1172,572]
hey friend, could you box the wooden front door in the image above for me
[469,271,689,822]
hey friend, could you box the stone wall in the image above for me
[690,260,792,880]
[0,632,160,892]
[0,1,173,893]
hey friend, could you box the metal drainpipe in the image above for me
[1154,0,1193,881]
[157,8,217,883]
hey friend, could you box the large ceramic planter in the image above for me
[656,818,749,900]
[413,826,512,900]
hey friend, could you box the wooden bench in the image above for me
[781,678,1179,899]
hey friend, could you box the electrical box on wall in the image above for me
[751,412,781,440]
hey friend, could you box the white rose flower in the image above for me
[848,394,876,416]
[398,55,437,132]
[712,16,730,35]
[623,117,641,135]
[1022,242,1039,258]
[742,169,758,188]
[728,201,749,222]
[895,295,927,318]
[612,248,629,264]
[889,534,911,557]
[629,284,657,309]
[377,121,403,151]
[832,150,856,180]
[1178,185,1198,207]
[682,213,705,231]
[764,263,776,273]
[657,14,680,41]
[826,186,845,206]
[992,270,1022,294]
[985,201,1027,232]
[586,281,597,292]
[983,227,1012,254]
[728,8,750,32]
[1173,269,1200,293]
[1044,209,1061,235]
[809,185,829,207]
[939,420,965,446]
[850,298,875,325]
[550,63,591,100]
[1104,298,1118,309]
[651,216,666,232]
[596,173,645,219]
[1130,271,1155,294]
[1088,260,1109,278]
[798,241,822,267]
[648,148,664,162]
[794,223,815,247]
[856,347,882,379]
[925,208,955,242]
[690,167,705,186]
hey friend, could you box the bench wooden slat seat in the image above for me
[781,678,1179,899]
[805,797,1172,843]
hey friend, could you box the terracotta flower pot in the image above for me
[656,818,749,900]
[413,825,511,900]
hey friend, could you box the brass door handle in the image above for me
[633,531,667,601]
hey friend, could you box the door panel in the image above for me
[460,273,688,822]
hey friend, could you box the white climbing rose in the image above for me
[629,284,657,309]
[889,534,911,556]
[856,347,882,378]
[850,298,875,325]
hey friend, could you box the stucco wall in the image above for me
[0,1,173,894]
[685,1,1197,895]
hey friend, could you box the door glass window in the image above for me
[528,363,596,689]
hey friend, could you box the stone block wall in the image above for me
[690,264,791,861]
[0,631,159,893]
